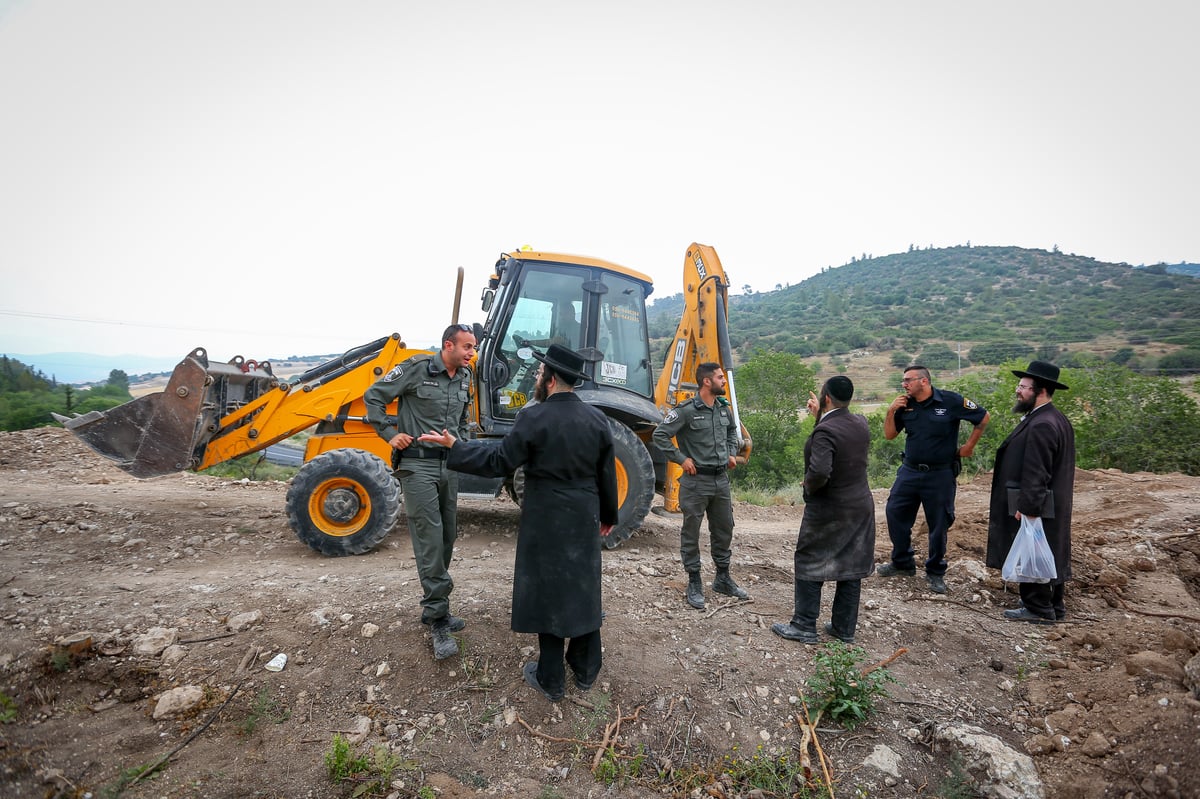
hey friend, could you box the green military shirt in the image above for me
[364,352,472,442]
[652,395,739,468]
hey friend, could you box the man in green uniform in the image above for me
[652,362,749,610]
[365,323,476,660]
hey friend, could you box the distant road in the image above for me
[264,444,304,466]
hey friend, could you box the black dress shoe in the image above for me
[876,562,916,578]
[1003,608,1055,624]
[771,622,819,644]
[523,662,563,702]
[823,622,855,644]
[1018,599,1066,621]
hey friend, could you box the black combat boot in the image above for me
[712,567,749,600]
[430,617,459,660]
[423,615,466,632]
[686,571,705,610]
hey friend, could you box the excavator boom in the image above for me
[57,335,415,478]
[653,243,750,511]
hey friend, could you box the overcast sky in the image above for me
[1,1,1196,368]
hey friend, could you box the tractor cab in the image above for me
[474,250,660,438]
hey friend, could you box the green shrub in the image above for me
[804,642,897,729]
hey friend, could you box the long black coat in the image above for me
[447,393,618,638]
[795,409,876,582]
[985,402,1075,582]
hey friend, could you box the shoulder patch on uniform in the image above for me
[382,365,404,382]
[963,398,978,410]
[664,410,678,423]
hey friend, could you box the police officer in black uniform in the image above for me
[653,361,749,610]
[365,323,475,659]
[879,364,989,594]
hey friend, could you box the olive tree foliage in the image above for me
[730,351,818,490]
[933,359,1200,478]
[726,354,1200,497]
[1053,359,1200,475]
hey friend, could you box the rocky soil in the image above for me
[2,427,1199,799]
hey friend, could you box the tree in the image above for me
[1157,348,1200,375]
[939,360,1200,478]
[1057,361,1200,475]
[916,344,958,371]
[731,351,818,490]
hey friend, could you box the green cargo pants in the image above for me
[398,459,459,624]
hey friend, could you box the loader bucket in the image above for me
[57,355,211,478]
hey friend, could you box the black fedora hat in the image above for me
[1012,360,1069,391]
[532,343,589,385]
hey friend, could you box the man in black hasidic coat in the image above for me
[772,376,875,645]
[986,360,1076,623]
[419,344,617,701]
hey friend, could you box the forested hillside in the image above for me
[648,245,1200,386]
[0,356,132,431]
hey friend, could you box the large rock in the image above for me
[862,744,902,777]
[133,627,178,657]
[934,723,1044,799]
[1125,651,1185,684]
[227,610,263,632]
[152,685,204,719]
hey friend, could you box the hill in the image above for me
[649,245,1200,399]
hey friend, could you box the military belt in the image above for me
[399,447,449,460]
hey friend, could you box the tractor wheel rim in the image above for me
[309,478,369,536]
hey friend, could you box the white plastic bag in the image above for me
[1001,515,1057,583]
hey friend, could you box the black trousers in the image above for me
[536,629,602,696]
[1019,581,1065,620]
[791,578,862,638]
[885,465,956,576]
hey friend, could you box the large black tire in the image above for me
[605,418,655,549]
[286,448,401,556]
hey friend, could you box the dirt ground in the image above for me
[2,428,1199,799]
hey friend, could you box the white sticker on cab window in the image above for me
[601,361,627,382]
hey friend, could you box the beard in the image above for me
[1012,395,1036,414]
[534,371,551,403]
[711,384,726,396]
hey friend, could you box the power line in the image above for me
[0,308,256,337]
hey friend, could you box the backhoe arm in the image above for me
[653,243,751,511]
[57,334,418,478]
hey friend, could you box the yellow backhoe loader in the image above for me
[57,243,748,555]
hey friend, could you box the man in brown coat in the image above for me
[985,361,1076,623]
[773,376,875,644]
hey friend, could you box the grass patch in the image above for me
[205,458,298,482]
[98,761,167,798]
[668,746,832,798]
[732,483,805,506]
[594,743,647,788]
[325,733,424,798]
[238,688,290,735]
